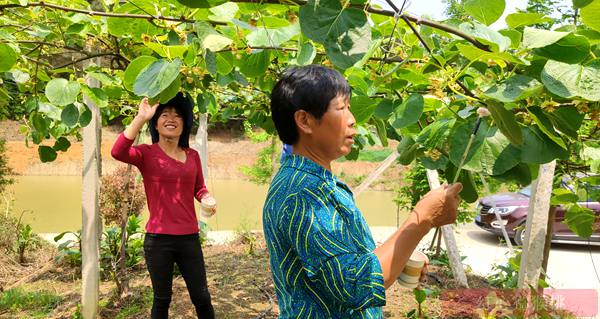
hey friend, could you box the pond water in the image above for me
[7,176,406,233]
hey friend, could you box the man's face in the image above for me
[310,94,356,160]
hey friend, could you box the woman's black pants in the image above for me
[143,233,215,319]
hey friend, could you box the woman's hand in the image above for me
[136,97,159,122]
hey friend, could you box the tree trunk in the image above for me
[117,163,135,298]
[539,205,556,292]
[518,161,556,288]
[425,169,469,287]
[81,70,102,319]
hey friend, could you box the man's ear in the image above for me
[294,110,313,135]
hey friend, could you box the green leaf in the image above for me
[547,106,584,139]
[464,0,505,26]
[197,92,217,115]
[521,126,569,164]
[247,24,300,47]
[106,2,161,40]
[238,50,271,78]
[324,22,371,69]
[581,146,600,173]
[486,100,523,146]
[81,86,108,108]
[374,99,396,120]
[45,78,80,106]
[541,60,600,101]
[177,0,227,8]
[216,52,234,75]
[527,106,567,149]
[53,136,71,152]
[397,136,419,165]
[31,113,48,135]
[396,69,429,86]
[388,94,424,130]
[445,163,479,203]
[194,22,233,52]
[79,105,92,127]
[205,50,217,75]
[564,204,595,238]
[413,288,426,304]
[208,2,238,22]
[581,0,600,32]
[350,95,377,124]
[456,44,524,64]
[123,56,156,92]
[299,0,371,69]
[417,118,455,149]
[483,75,543,103]
[492,163,533,186]
[449,120,520,175]
[38,145,57,163]
[38,102,61,120]
[505,13,553,29]
[0,43,17,72]
[499,30,522,49]
[551,188,579,205]
[533,34,590,64]
[522,28,570,49]
[574,0,594,8]
[144,43,189,60]
[458,22,511,52]
[299,0,367,43]
[158,76,181,104]
[61,104,79,127]
[134,58,182,98]
[295,41,316,66]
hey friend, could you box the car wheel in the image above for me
[514,223,526,246]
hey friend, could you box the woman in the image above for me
[111,93,216,319]
[263,65,463,318]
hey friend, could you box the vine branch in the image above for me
[0,1,226,25]
[53,52,130,69]
[0,0,491,51]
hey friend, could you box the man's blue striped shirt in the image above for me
[263,154,386,318]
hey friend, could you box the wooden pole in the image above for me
[518,161,556,288]
[195,113,209,179]
[81,68,102,318]
[425,169,469,287]
[353,150,399,197]
[539,205,556,291]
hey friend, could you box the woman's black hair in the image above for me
[148,92,193,148]
[270,65,351,145]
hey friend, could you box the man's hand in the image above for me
[413,183,463,228]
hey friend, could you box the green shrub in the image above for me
[0,288,62,317]
[0,138,14,195]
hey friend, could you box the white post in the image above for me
[81,72,102,318]
[194,113,209,178]
[353,151,399,197]
[425,169,469,287]
[518,161,556,288]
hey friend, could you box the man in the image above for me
[263,65,462,318]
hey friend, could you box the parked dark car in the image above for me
[475,185,600,245]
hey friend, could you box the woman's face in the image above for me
[156,107,183,140]
[310,94,356,161]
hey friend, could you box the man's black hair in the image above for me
[149,92,193,148]
[270,65,351,145]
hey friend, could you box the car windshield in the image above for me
[518,186,532,197]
